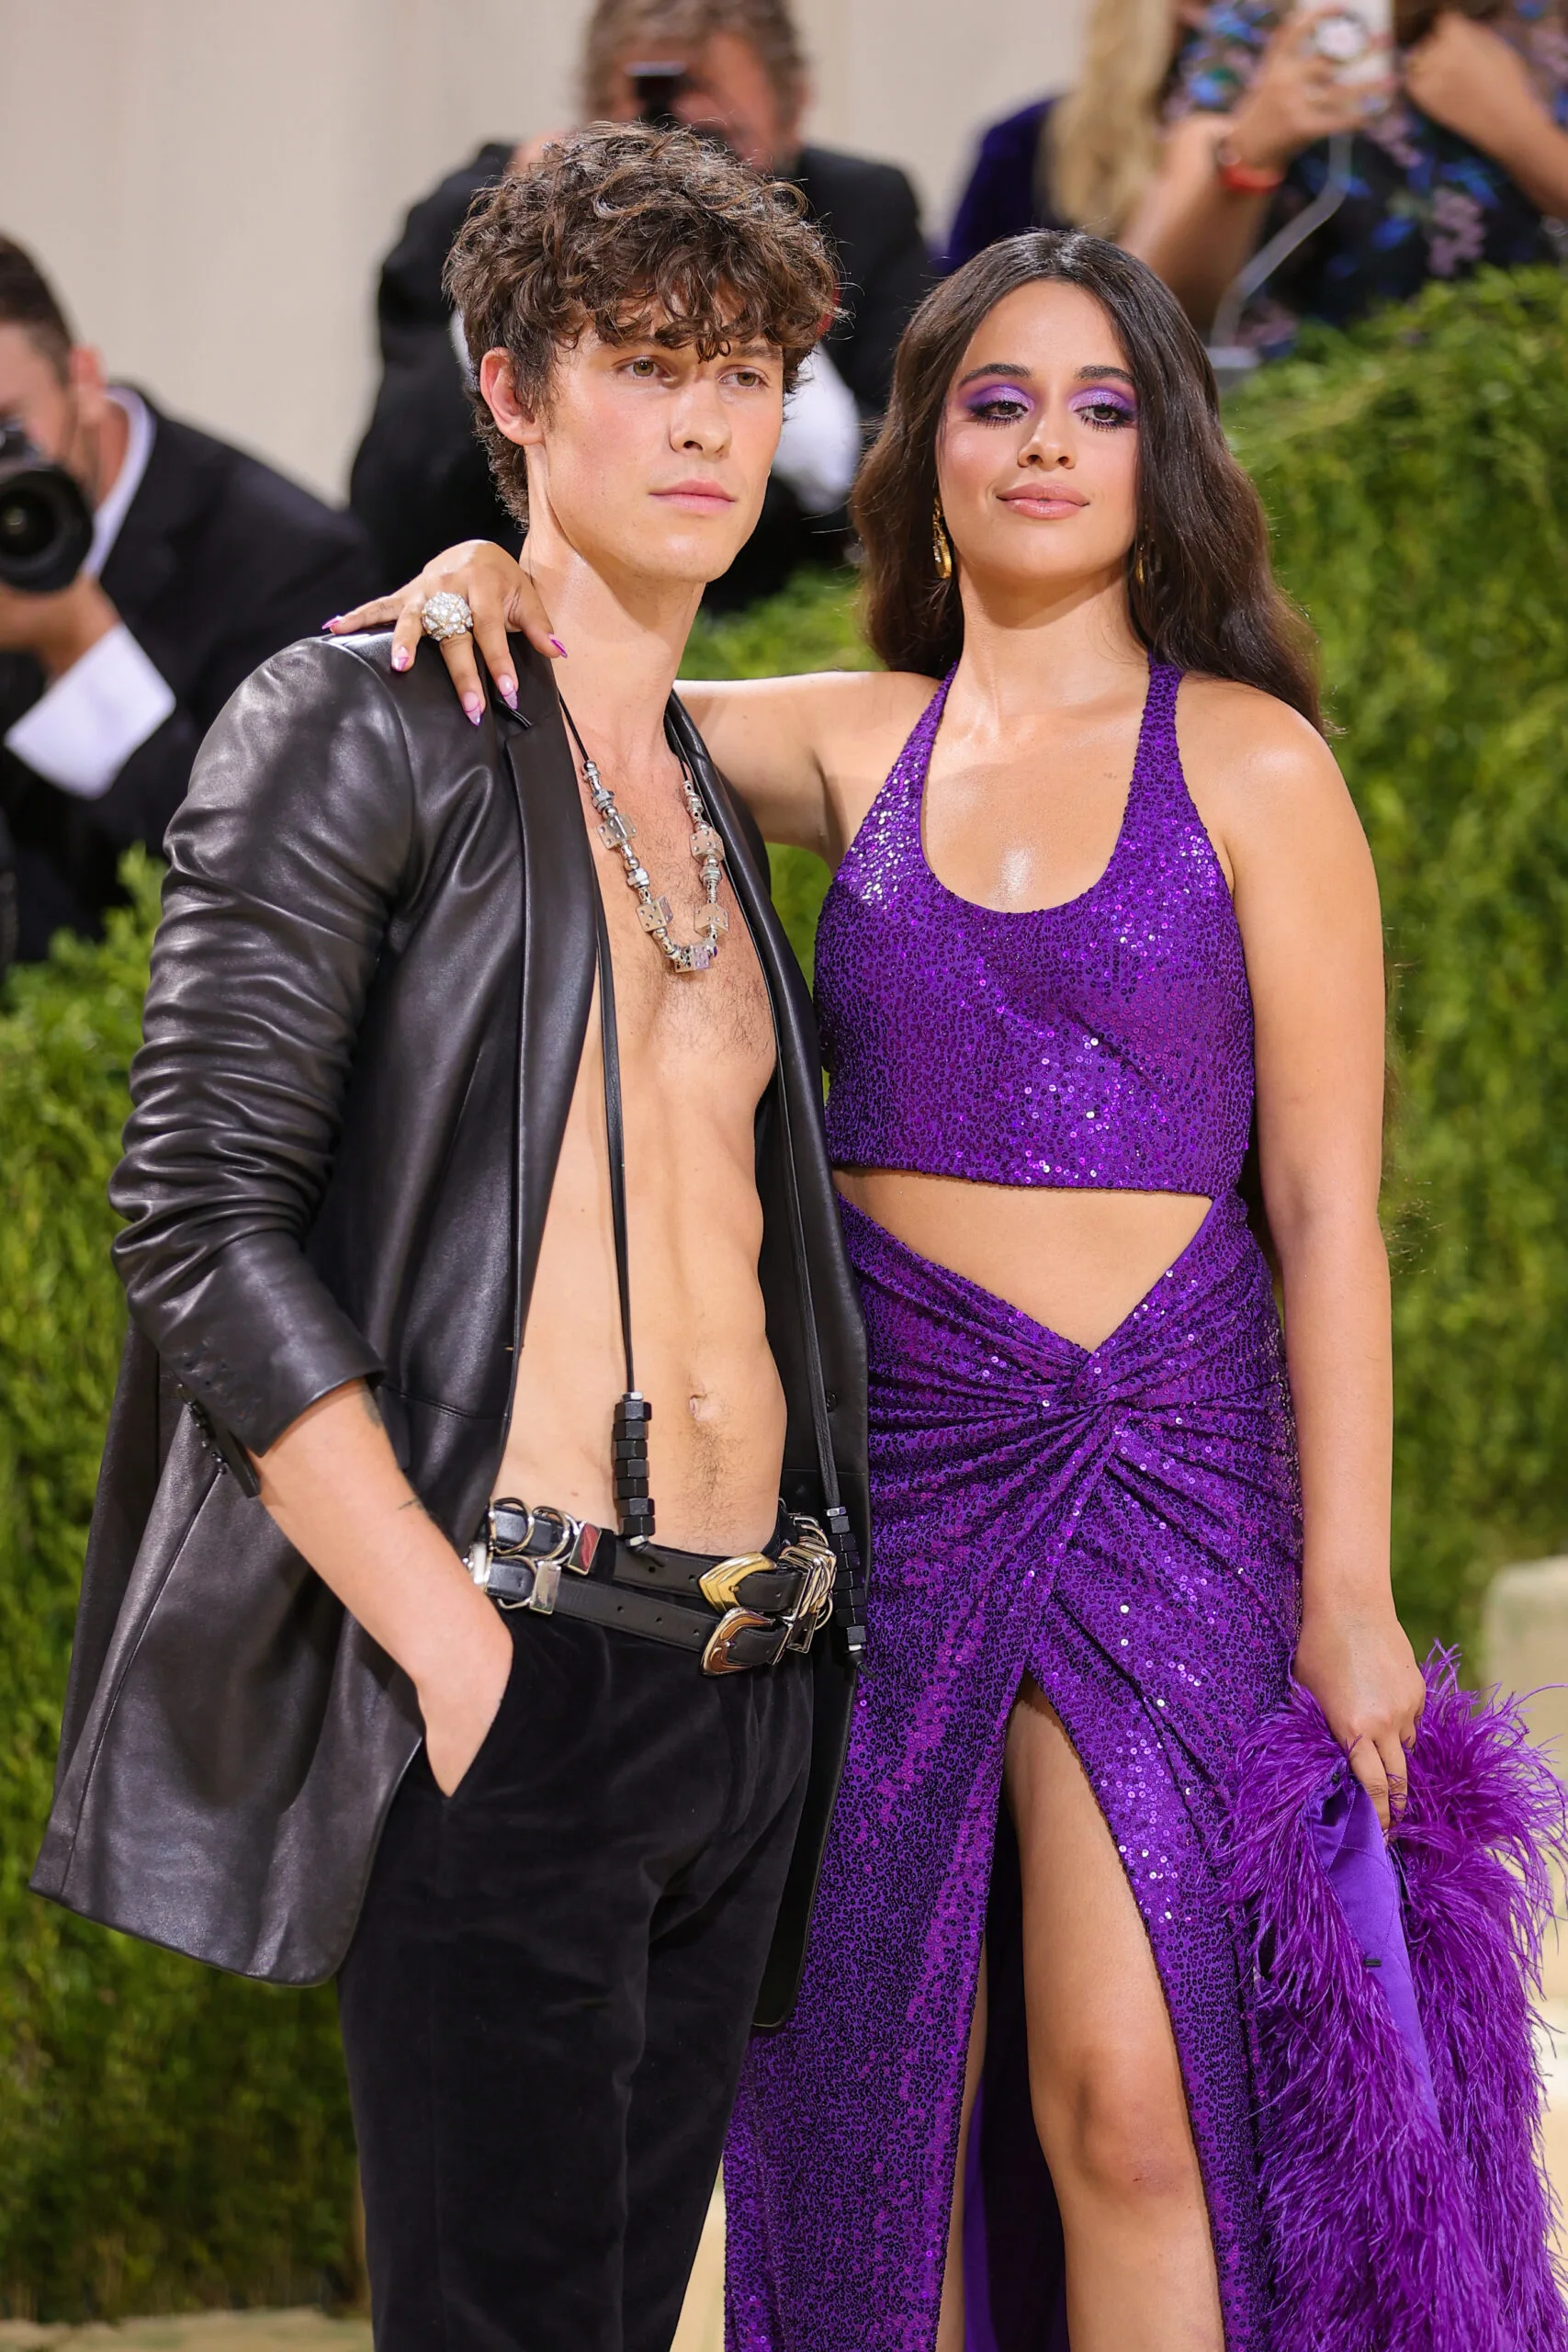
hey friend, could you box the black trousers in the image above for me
[337,1605,812,2352]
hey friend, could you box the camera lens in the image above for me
[0,432,94,592]
[0,480,61,562]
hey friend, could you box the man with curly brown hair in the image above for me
[35,128,868,2352]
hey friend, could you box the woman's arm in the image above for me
[1123,11,1372,328]
[1181,679,1423,1826]
[326,543,924,860]
[1403,12,1568,215]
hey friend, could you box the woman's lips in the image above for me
[1000,486,1089,518]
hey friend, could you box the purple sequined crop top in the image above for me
[814,662,1254,1195]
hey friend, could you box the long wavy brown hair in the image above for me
[852,232,1321,731]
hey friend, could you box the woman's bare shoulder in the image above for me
[1177,673,1352,831]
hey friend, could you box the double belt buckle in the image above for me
[468,1498,601,1615]
[696,1516,837,1675]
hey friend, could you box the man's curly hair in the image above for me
[445,124,839,526]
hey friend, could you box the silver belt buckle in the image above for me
[468,1498,597,1614]
[777,1516,837,1653]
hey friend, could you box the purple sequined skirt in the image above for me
[725,1187,1303,2351]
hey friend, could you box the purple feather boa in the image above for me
[1228,1649,1568,2350]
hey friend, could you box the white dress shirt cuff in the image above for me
[4,623,178,799]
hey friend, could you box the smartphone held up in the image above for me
[1303,0,1394,105]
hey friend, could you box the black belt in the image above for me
[467,1498,836,1675]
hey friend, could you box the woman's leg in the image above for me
[1004,1678,1224,2352]
[934,1946,988,2352]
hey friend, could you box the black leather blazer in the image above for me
[30,634,868,2023]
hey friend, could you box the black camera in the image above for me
[0,421,94,594]
[628,60,694,131]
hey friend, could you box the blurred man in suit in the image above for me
[351,0,931,610]
[0,236,375,960]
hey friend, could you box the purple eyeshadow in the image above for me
[1069,383,1138,418]
[962,381,1034,413]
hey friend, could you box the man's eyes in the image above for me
[618,357,773,390]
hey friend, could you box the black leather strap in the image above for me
[591,885,637,1411]
[552,1575,792,1668]
[605,1535,808,1618]
[558,686,656,1544]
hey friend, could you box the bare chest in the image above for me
[591,796,775,1095]
[922,727,1139,916]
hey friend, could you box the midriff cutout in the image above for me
[833,1169,1213,1355]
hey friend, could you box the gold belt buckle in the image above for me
[701,1606,779,1675]
[697,1551,773,1612]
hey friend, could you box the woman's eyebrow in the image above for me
[953,360,1137,390]
[954,360,1033,388]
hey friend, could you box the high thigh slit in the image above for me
[725,1190,1300,2351]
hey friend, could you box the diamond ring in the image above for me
[419,591,474,642]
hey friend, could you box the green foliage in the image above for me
[3,266,1564,2312]
[1228,267,1568,1650]
[682,571,874,978]
[692,268,1568,1657]
[0,857,356,2321]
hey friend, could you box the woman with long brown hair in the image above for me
[332,229,1562,2351]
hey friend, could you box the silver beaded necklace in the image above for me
[558,694,728,975]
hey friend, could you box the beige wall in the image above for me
[0,0,1086,503]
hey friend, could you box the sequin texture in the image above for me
[814,662,1254,1194]
[725,665,1302,2349]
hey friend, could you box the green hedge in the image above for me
[0,859,357,2320]
[2,264,1565,2312]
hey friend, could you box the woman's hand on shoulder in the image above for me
[1292,1603,1426,1833]
[326,541,558,721]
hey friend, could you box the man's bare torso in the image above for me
[496,741,786,1554]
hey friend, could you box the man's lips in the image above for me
[652,481,737,508]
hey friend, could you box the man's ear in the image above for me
[776,72,811,161]
[67,345,111,426]
[479,349,542,449]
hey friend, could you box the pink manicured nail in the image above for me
[463,692,483,726]
[321,618,338,633]
[391,645,411,673]
[498,675,518,710]
[549,637,567,658]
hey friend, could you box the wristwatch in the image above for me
[1214,132,1286,193]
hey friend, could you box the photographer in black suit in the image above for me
[0,237,375,962]
[350,0,931,609]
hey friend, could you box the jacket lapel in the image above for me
[97,398,197,616]
[502,646,597,1350]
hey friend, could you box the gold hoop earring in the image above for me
[931,499,954,582]
[1132,544,1147,590]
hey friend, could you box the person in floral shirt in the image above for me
[1124,0,1568,353]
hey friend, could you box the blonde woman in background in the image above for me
[944,0,1205,265]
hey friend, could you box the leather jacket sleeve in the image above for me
[109,637,416,1456]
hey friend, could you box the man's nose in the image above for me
[672,382,731,454]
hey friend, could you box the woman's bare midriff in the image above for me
[834,1169,1213,1354]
